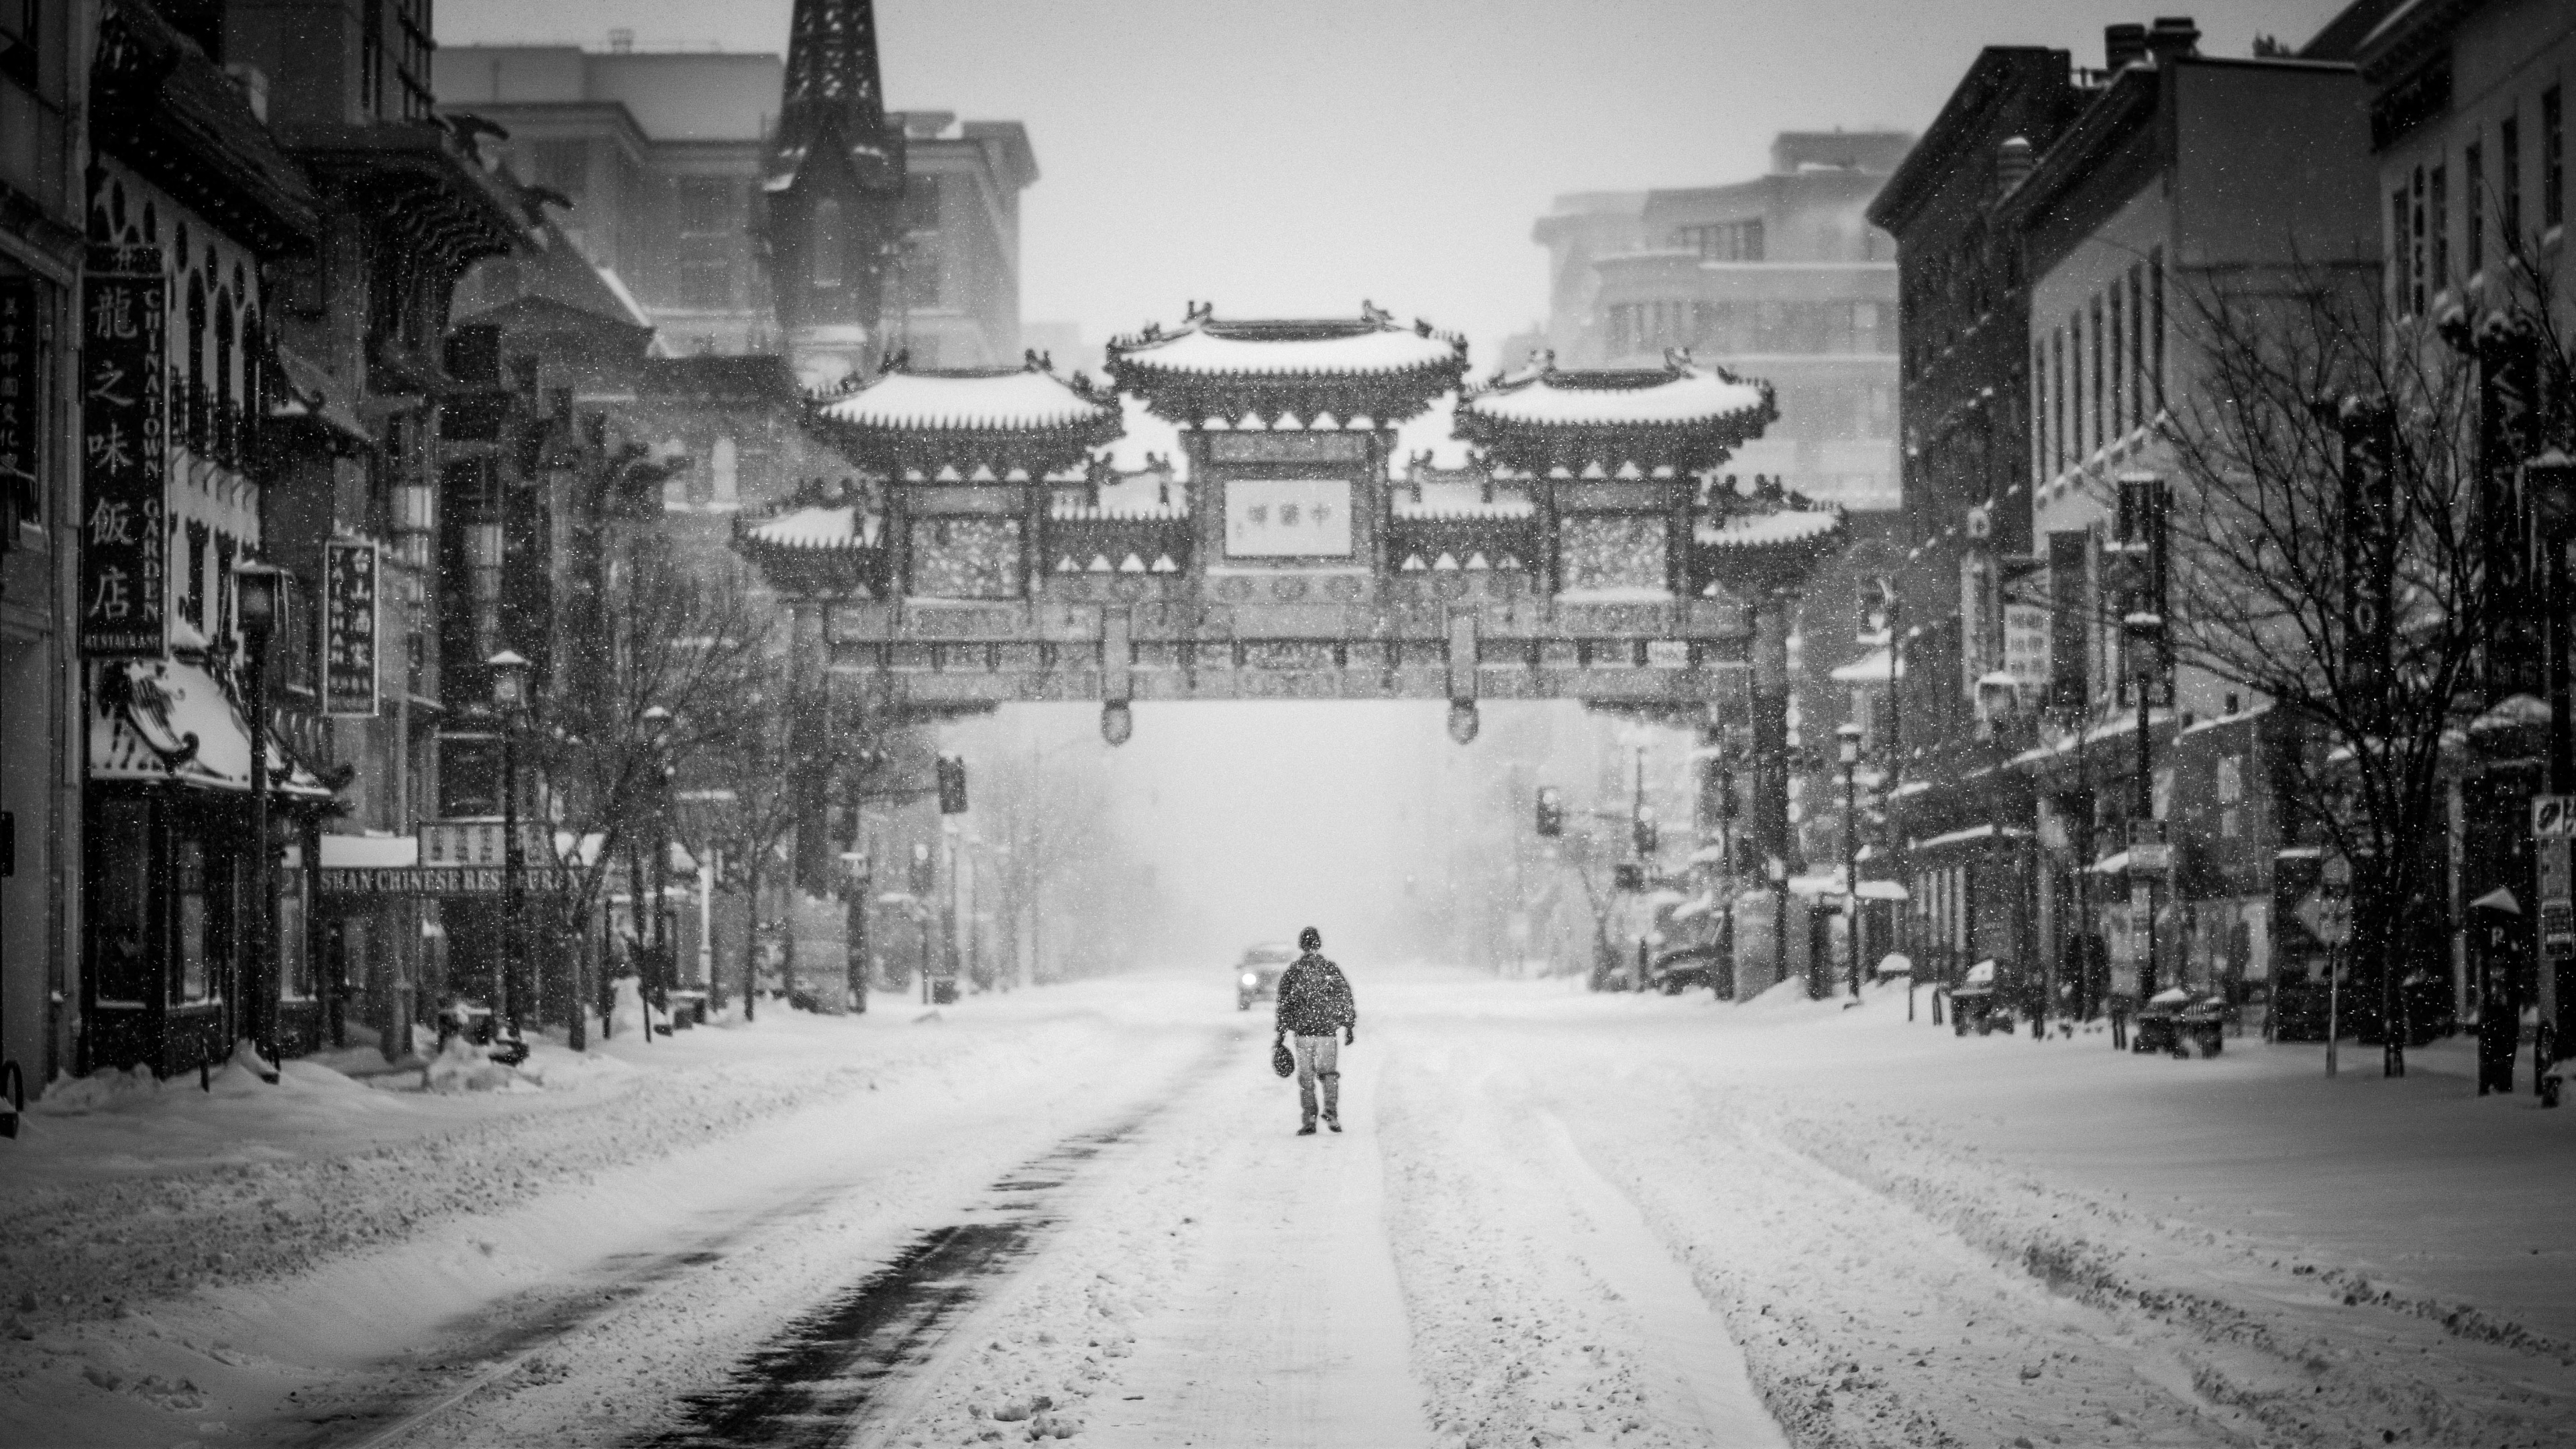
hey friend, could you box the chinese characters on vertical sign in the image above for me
[80,249,166,656]
[0,278,38,534]
[323,539,380,716]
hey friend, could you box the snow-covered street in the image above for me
[9,965,2576,1449]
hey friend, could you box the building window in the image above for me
[676,177,734,234]
[87,802,152,1005]
[1675,219,1764,262]
[678,258,733,310]
[2108,281,2125,439]
[2088,295,2104,459]
[2411,164,2428,315]
[360,0,382,115]
[2546,87,2565,231]
[2390,187,2409,314]
[2127,264,2146,425]
[2031,339,2048,484]
[529,140,587,199]
[2504,113,2523,248]
[0,0,36,86]
[2051,327,2065,478]
[2430,164,2449,288]
[903,174,942,230]
[2467,139,2485,274]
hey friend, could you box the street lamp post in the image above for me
[1838,720,1864,1001]
[641,704,674,1033]
[488,649,531,1047]
[841,849,871,1012]
[2526,448,2576,1067]
[235,561,286,1069]
[1766,853,1789,989]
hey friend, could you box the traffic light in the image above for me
[1633,809,1660,858]
[936,753,969,814]
[1535,786,1564,838]
[908,841,934,896]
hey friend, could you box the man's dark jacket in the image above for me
[1274,953,1356,1037]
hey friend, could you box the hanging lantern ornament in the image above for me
[1100,700,1133,747]
[1446,698,1481,745]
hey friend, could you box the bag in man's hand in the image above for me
[1271,1040,1295,1078]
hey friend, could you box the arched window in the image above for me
[810,197,845,289]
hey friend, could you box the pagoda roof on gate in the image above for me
[1106,303,1468,427]
[731,478,888,597]
[1454,353,1776,475]
[809,356,1122,477]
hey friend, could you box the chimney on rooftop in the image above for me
[2144,15,2200,64]
[2104,22,2148,70]
[1995,136,2033,199]
[608,28,635,53]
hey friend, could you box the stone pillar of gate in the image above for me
[1748,588,1797,879]
[789,600,833,898]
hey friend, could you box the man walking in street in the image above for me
[1275,926,1356,1136]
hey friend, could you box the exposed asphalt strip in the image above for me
[313,1030,1233,1449]
[633,1120,1142,1449]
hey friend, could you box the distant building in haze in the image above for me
[1528,132,1910,514]
[434,33,1034,376]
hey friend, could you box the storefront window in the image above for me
[89,800,154,1004]
[279,869,309,998]
[174,838,210,1003]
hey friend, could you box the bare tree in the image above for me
[692,645,898,1017]
[526,538,769,1042]
[2154,256,2568,1063]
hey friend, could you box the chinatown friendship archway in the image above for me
[729,305,1847,879]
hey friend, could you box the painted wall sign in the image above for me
[79,249,166,657]
[1224,478,1352,558]
[323,539,381,716]
[0,277,38,529]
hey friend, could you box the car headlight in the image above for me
[1241,973,1259,988]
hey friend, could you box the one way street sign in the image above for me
[2294,890,2352,947]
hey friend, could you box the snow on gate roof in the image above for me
[815,366,1119,433]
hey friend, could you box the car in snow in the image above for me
[1236,941,1298,1010]
[1648,945,1726,996]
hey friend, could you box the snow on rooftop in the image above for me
[819,369,1114,432]
[1392,480,1536,521]
[1114,320,1463,379]
[1466,364,1768,429]
[1052,470,1189,521]
[744,504,882,550]
[1693,510,1843,549]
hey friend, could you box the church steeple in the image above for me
[765,0,907,390]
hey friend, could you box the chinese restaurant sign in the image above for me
[1224,478,1352,558]
[323,539,380,716]
[0,278,36,531]
[80,249,166,657]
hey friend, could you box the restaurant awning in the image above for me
[90,657,332,798]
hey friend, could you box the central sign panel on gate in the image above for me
[1224,479,1352,557]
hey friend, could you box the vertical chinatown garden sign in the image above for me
[323,538,381,716]
[0,278,37,532]
[80,248,166,657]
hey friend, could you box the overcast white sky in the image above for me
[444,0,2355,370]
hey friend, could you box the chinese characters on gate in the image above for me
[1224,478,1353,559]
[79,248,166,657]
[324,539,380,716]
